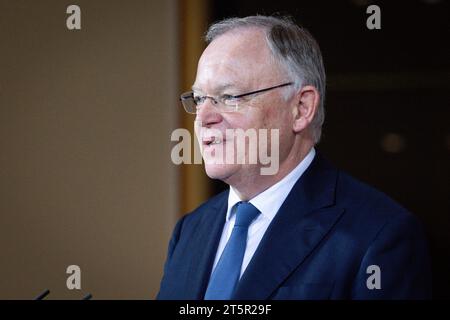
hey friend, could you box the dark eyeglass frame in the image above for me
[180,82,294,114]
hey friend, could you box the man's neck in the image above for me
[229,144,314,201]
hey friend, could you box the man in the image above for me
[157,15,431,299]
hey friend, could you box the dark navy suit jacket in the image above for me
[157,154,432,299]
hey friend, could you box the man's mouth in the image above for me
[202,137,224,146]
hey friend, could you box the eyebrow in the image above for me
[191,83,237,93]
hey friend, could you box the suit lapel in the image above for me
[233,154,345,300]
[184,192,229,299]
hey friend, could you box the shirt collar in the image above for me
[226,147,316,221]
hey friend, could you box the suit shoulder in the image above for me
[329,169,428,262]
[336,169,418,227]
[180,189,229,225]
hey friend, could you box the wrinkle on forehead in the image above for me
[194,28,285,93]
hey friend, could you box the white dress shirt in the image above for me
[210,148,316,278]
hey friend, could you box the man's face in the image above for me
[193,28,296,186]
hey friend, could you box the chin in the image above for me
[204,163,240,182]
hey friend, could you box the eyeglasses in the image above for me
[180,82,294,114]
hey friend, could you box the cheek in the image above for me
[257,104,275,129]
[224,110,259,130]
[261,104,291,130]
[263,105,296,152]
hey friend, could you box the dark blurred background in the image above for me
[206,0,450,299]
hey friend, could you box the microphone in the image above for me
[34,289,50,300]
[34,289,93,300]
[82,293,93,300]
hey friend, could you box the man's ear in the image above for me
[292,85,320,133]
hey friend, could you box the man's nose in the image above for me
[195,98,222,127]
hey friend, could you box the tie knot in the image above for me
[234,202,260,228]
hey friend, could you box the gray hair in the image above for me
[205,15,326,144]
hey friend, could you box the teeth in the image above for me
[202,136,223,145]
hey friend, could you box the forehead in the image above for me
[194,28,283,92]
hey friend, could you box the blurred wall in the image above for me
[0,0,178,299]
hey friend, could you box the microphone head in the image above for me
[82,293,93,300]
[34,289,50,300]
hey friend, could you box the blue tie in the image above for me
[204,201,260,300]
